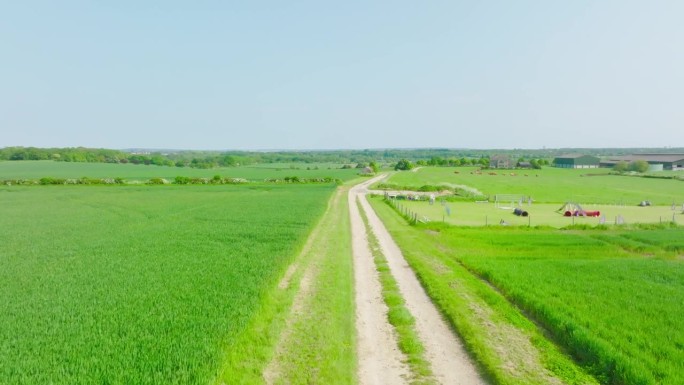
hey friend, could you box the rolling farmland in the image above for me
[0,184,334,384]
[2,159,683,385]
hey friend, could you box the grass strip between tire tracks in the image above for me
[356,197,435,385]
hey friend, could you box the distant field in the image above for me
[382,166,684,205]
[0,160,360,181]
[371,197,684,385]
[385,199,684,227]
[0,184,334,384]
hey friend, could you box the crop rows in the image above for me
[436,227,684,384]
[0,184,333,384]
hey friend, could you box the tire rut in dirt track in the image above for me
[354,176,487,385]
[349,178,410,385]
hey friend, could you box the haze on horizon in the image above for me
[2,1,682,151]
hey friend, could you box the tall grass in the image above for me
[0,184,333,384]
[378,202,684,385]
[447,228,684,385]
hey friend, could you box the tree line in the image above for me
[2,146,680,170]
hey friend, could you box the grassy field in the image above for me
[384,199,684,227]
[381,166,684,205]
[0,160,360,181]
[0,183,335,384]
[371,196,684,385]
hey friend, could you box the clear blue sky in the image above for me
[2,1,682,150]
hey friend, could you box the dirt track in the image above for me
[350,176,486,385]
[349,177,410,385]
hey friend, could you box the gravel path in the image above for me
[353,176,487,385]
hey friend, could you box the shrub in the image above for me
[147,178,168,185]
[394,159,414,171]
[39,177,66,185]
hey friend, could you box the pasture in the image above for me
[378,166,684,227]
[382,166,684,205]
[0,160,360,181]
[0,184,334,384]
[370,197,684,385]
[385,199,684,227]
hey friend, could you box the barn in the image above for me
[553,154,600,169]
[600,154,684,171]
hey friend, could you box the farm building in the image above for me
[553,154,600,169]
[600,154,684,171]
[359,166,374,175]
[489,155,512,169]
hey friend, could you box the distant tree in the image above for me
[428,156,446,166]
[416,160,428,166]
[369,161,379,173]
[629,160,649,173]
[613,161,629,173]
[219,155,237,167]
[394,159,414,171]
[530,159,540,169]
[355,162,367,169]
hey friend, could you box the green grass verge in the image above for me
[369,196,600,385]
[257,187,356,385]
[356,197,434,385]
